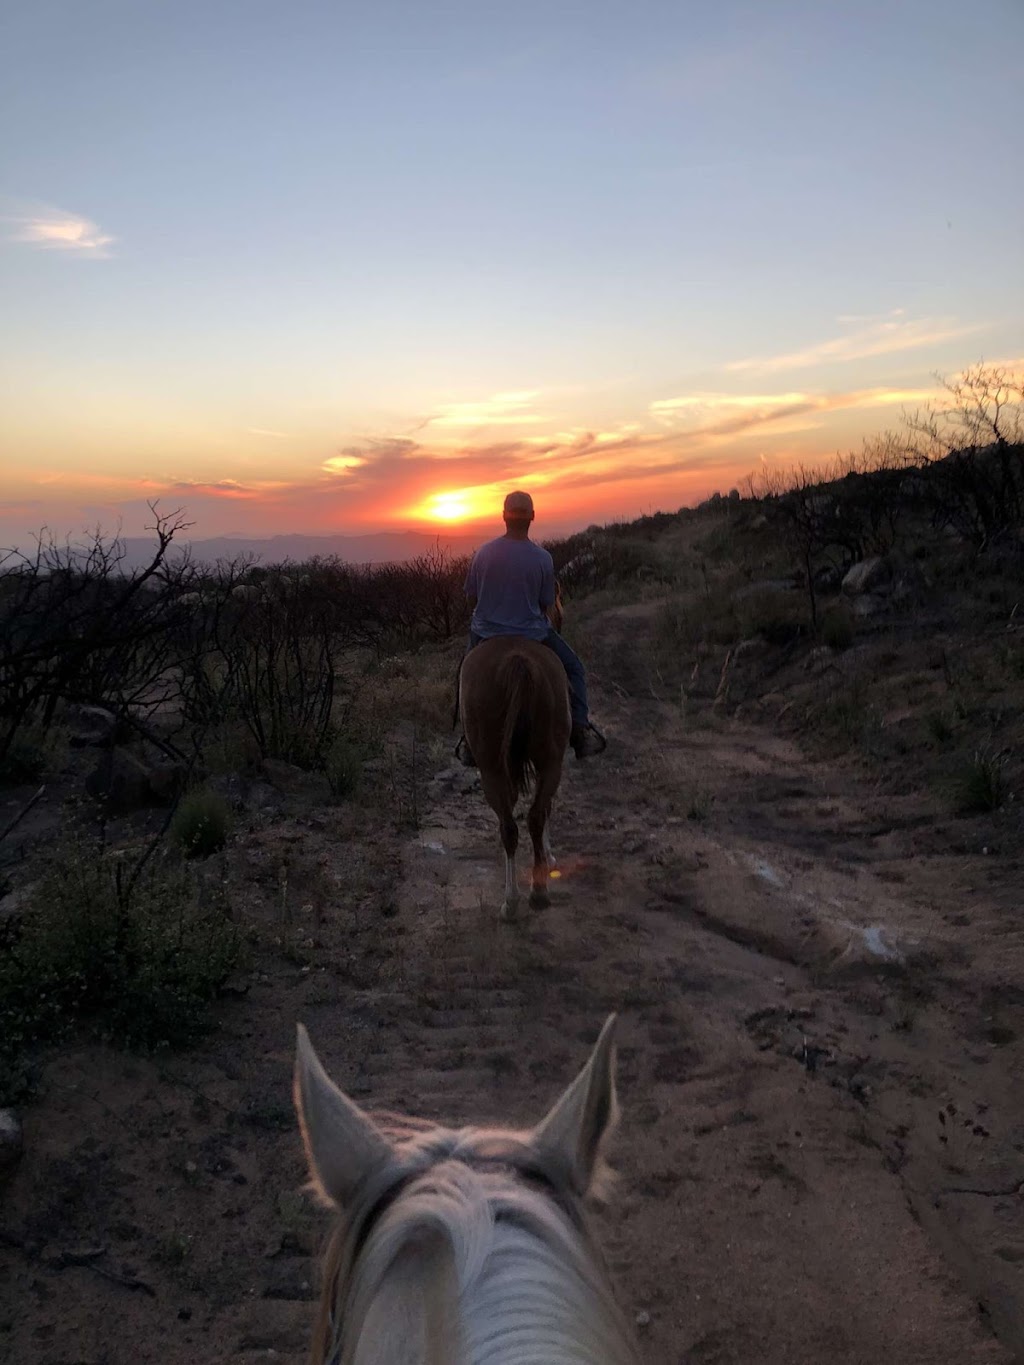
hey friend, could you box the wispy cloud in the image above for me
[835,308,906,325]
[727,315,984,374]
[651,386,936,432]
[246,427,295,439]
[321,453,368,473]
[169,479,264,500]
[427,390,546,428]
[4,203,116,258]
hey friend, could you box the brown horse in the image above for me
[459,635,572,920]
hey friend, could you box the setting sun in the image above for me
[413,487,498,524]
[430,492,472,521]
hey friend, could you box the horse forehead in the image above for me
[413,1126,531,1165]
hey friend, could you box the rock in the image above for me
[0,1109,24,1179]
[841,557,892,596]
[64,704,117,748]
[733,637,769,662]
[147,759,188,804]
[0,883,35,922]
[261,1262,315,1300]
[261,759,312,793]
[819,916,907,972]
[852,593,885,619]
[85,748,155,811]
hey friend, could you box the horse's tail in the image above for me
[499,652,538,797]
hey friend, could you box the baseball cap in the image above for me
[503,490,534,516]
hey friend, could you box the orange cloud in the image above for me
[2,358,1003,545]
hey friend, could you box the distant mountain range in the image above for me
[116,529,486,570]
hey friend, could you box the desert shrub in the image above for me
[952,750,1007,814]
[322,732,365,800]
[546,528,672,597]
[737,588,805,645]
[810,678,878,753]
[0,835,239,1099]
[820,605,855,651]
[0,508,208,776]
[926,709,955,744]
[223,631,336,768]
[0,717,66,784]
[655,586,742,654]
[171,788,232,857]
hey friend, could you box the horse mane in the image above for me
[498,652,540,796]
[311,1125,637,1365]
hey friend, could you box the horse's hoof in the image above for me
[500,900,519,923]
[529,888,550,910]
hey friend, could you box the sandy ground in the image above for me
[2,622,1023,1363]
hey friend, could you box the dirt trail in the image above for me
[3,631,1023,1363]
[395,686,1022,1364]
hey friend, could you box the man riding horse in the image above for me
[455,490,606,765]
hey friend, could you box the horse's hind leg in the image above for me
[527,775,559,909]
[482,772,520,920]
[499,810,520,920]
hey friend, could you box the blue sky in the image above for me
[2,0,1022,539]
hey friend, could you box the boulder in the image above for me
[841,557,892,596]
[86,748,156,812]
[261,759,317,794]
[64,704,117,748]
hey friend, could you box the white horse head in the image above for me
[294,1016,639,1365]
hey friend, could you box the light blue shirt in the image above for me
[464,536,556,642]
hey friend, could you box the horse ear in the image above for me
[294,1023,393,1207]
[531,1015,618,1196]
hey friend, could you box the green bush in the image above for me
[0,835,239,1100]
[171,788,232,857]
[953,750,1007,814]
[321,731,365,801]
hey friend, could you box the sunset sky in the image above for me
[2,0,1022,545]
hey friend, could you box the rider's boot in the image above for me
[454,735,477,768]
[570,722,606,759]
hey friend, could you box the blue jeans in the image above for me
[468,630,588,727]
